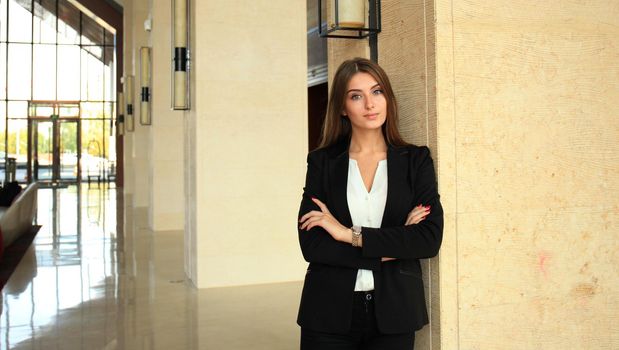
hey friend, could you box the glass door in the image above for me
[32,120,55,182]
[28,102,81,184]
[59,120,79,182]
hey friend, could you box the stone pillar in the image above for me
[147,0,185,231]
[185,0,308,288]
[125,0,151,222]
[434,0,619,348]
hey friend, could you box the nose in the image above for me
[365,94,375,109]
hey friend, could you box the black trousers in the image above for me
[300,291,415,350]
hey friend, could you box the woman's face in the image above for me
[342,72,387,132]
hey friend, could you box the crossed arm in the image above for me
[297,146,444,270]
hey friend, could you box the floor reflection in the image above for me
[1,183,301,350]
[1,183,120,349]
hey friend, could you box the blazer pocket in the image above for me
[399,268,422,279]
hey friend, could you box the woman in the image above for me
[297,57,443,349]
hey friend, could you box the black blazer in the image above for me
[296,137,444,334]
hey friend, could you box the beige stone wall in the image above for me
[186,0,308,288]
[124,0,151,213]
[149,0,185,230]
[183,0,198,283]
[122,0,134,198]
[436,1,619,348]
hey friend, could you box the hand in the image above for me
[299,197,351,243]
[405,204,430,225]
[382,205,431,262]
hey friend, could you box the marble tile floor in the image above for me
[1,184,302,349]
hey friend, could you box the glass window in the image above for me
[80,102,103,119]
[7,118,28,183]
[0,101,5,180]
[8,0,32,43]
[103,102,113,153]
[104,46,115,102]
[83,45,103,62]
[29,103,54,118]
[2,0,116,184]
[57,45,80,100]
[1,0,7,42]
[7,43,32,100]
[0,43,6,100]
[57,0,79,45]
[81,118,104,181]
[104,101,113,119]
[33,44,57,100]
[0,101,6,153]
[82,48,104,101]
[33,0,56,44]
[7,100,28,119]
[58,103,79,117]
[82,119,103,156]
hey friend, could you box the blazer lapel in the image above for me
[328,140,353,228]
[380,144,409,228]
[326,139,410,229]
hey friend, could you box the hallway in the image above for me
[1,185,302,349]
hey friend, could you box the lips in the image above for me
[365,113,379,120]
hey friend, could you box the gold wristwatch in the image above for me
[351,225,362,247]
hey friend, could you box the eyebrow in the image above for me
[346,83,381,94]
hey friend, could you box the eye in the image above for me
[372,89,384,95]
[350,94,362,101]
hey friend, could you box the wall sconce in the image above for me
[140,47,152,125]
[172,0,190,110]
[125,75,135,131]
[117,92,125,136]
[318,0,381,38]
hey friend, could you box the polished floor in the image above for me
[1,184,302,349]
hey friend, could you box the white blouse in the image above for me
[347,158,388,292]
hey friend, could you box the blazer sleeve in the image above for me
[297,151,381,271]
[361,146,444,259]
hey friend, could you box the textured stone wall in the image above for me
[436,1,619,348]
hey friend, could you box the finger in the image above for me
[300,214,324,230]
[299,210,322,223]
[311,197,331,214]
[300,215,323,230]
[407,210,430,225]
[413,206,430,216]
[406,207,426,223]
[306,218,325,231]
[413,209,430,219]
[412,206,429,215]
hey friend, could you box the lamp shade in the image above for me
[319,0,381,38]
[125,75,135,131]
[140,47,152,125]
[337,0,365,28]
[172,0,190,110]
[117,92,125,136]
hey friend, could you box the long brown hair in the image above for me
[318,57,410,149]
